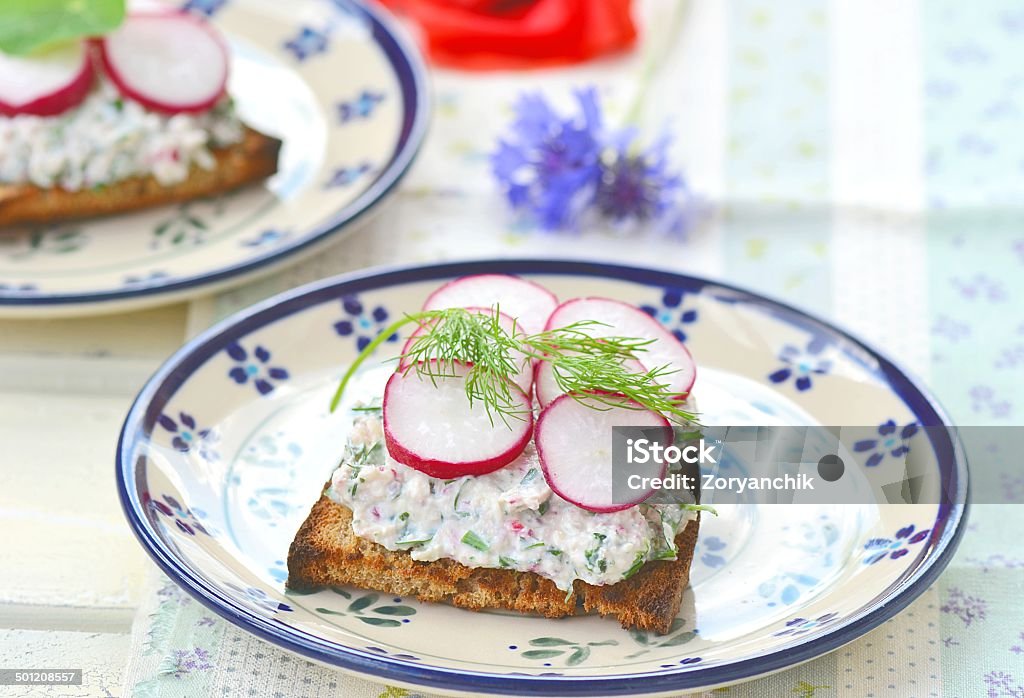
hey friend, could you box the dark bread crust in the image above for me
[0,126,281,228]
[287,493,699,634]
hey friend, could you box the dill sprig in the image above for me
[328,307,698,426]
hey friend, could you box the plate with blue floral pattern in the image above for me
[117,260,968,696]
[0,0,427,317]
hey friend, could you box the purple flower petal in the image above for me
[662,290,682,308]
[901,423,919,439]
[806,336,828,354]
[334,320,354,336]
[172,436,189,452]
[910,529,930,544]
[890,548,909,560]
[866,452,884,467]
[704,536,726,551]
[372,306,388,322]
[267,367,289,380]
[226,343,246,361]
[896,525,915,539]
[180,413,196,430]
[228,367,249,384]
[795,375,813,391]
[157,414,178,432]
[254,346,271,363]
[255,379,274,396]
[342,296,363,316]
[768,368,792,384]
[176,519,195,535]
[879,419,897,436]
[853,439,878,452]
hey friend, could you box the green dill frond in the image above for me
[329,305,699,426]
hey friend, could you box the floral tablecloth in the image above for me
[120,0,1024,696]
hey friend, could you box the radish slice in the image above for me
[536,393,670,513]
[0,41,93,117]
[545,297,696,397]
[99,11,228,115]
[423,274,558,336]
[383,360,533,479]
[399,308,534,393]
[534,354,648,407]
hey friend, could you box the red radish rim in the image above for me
[382,362,534,479]
[544,296,697,398]
[421,274,559,326]
[535,392,670,513]
[0,42,94,117]
[98,10,229,115]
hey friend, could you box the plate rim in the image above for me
[116,258,969,696]
[0,0,430,310]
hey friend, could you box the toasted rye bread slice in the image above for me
[287,493,699,634]
[0,125,281,229]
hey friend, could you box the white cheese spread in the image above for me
[0,80,243,191]
[327,412,698,593]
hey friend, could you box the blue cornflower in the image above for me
[492,88,604,230]
[492,88,700,235]
[596,132,682,222]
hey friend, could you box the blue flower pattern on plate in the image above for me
[0,282,38,293]
[863,524,931,564]
[334,295,399,351]
[284,27,329,61]
[774,612,840,638]
[240,229,290,249]
[157,411,219,461]
[641,289,698,342]
[696,536,727,568]
[181,0,227,16]
[226,343,290,395]
[326,162,373,189]
[338,90,385,123]
[123,271,170,287]
[768,337,831,391]
[854,420,919,467]
[145,492,210,536]
[225,582,293,614]
[758,572,822,607]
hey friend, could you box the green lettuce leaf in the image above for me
[0,0,125,56]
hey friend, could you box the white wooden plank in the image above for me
[0,629,129,697]
[0,392,148,615]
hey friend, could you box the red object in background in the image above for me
[379,0,637,69]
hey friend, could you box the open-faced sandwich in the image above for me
[0,3,280,228]
[288,274,709,634]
